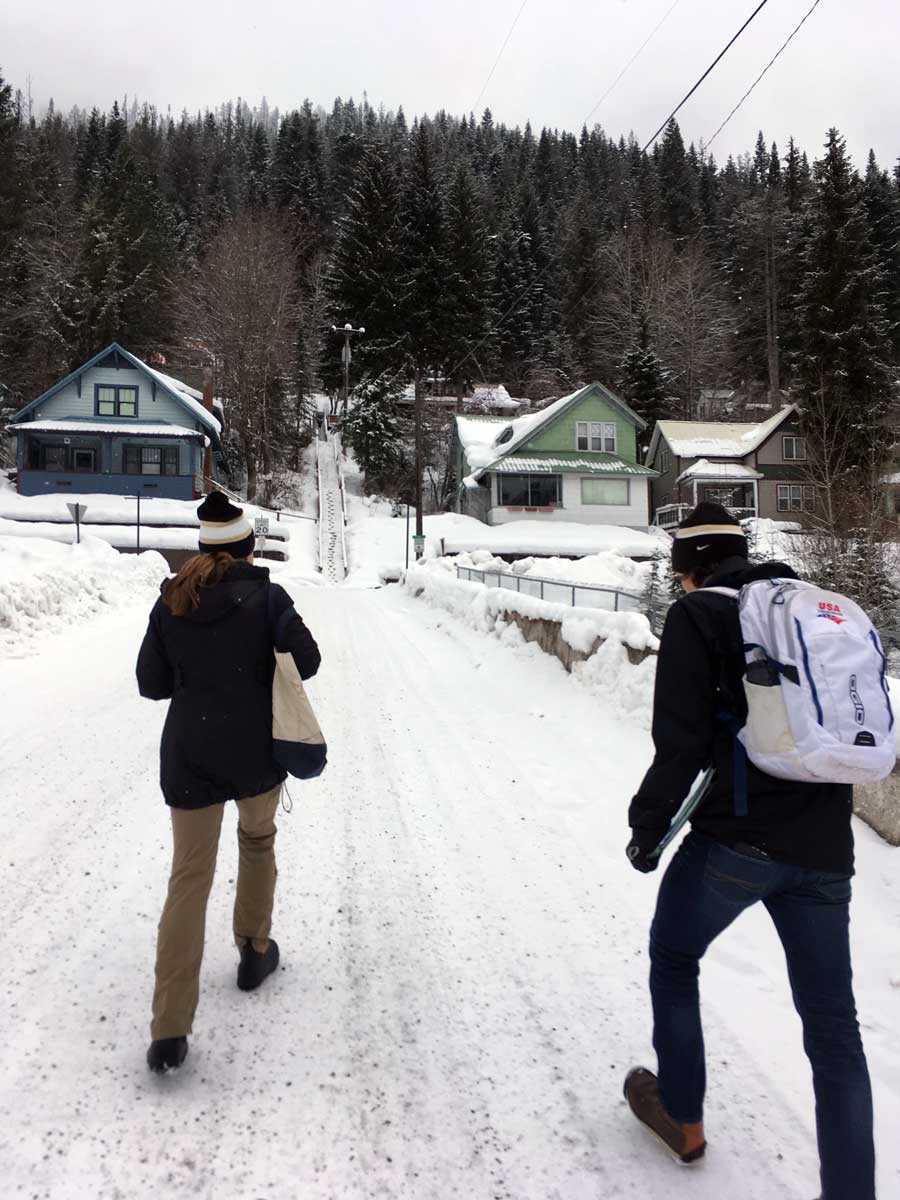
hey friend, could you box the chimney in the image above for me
[202,364,214,412]
[201,363,214,496]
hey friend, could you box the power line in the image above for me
[583,0,686,127]
[642,0,773,152]
[706,0,825,150]
[472,0,530,114]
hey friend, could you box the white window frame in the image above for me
[580,477,630,506]
[777,484,815,513]
[576,420,617,453]
[782,435,807,461]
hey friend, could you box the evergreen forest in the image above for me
[1,74,898,523]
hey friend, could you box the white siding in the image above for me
[33,366,194,429]
[488,474,650,527]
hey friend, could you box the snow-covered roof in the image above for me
[470,384,521,412]
[8,418,206,440]
[455,415,510,471]
[457,389,585,475]
[676,458,763,484]
[12,342,222,442]
[654,406,796,461]
[495,454,656,477]
[457,384,650,480]
[142,364,221,436]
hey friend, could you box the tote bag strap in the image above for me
[267,581,296,652]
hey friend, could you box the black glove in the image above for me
[626,829,662,874]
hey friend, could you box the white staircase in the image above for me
[317,435,347,582]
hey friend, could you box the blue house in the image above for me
[7,342,222,499]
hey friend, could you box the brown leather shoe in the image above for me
[624,1067,706,1164]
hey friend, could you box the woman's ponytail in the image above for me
[162,552,236,617]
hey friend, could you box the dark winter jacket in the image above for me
[136,562,321,809]
[628,556,854,875]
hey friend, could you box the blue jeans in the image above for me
[649,832,874,1200]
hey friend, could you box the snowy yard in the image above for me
[1,525,899,1199]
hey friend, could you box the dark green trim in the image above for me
[94,382,139,419]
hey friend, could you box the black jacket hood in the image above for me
[161,561,272,626]
[703,556,799,590]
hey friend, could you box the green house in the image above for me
[452,382,657,527]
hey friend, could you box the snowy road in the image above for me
[2,580,899,1199]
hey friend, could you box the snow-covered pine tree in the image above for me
[656,119,699,242]
[395,120,453,381]
[326,140,404,387]
[68,144,177,365]
[863,149,900,361]
[791,129,893,489]
[339,374,404,492]
[443,163,495,406]
[617,310,668,452]
[558,183,604,381]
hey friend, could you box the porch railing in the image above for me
[653,503,756,530]
[455,564,643,614]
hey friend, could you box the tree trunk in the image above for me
[764,222,781,401]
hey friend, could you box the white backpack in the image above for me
[708,579,896,786]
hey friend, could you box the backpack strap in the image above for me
[716,710,749,817]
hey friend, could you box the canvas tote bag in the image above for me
[268,585,327,779]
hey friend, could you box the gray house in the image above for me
[8,343,222,499]
[646,405,813,528]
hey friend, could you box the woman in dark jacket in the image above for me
[136,491,320,1073]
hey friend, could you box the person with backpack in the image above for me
[624,502,892,1200]
[136,491,321,1074]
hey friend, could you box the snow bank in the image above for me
[404,561,658,726]
[0,490,288,536]
[0,535,168,656]
[450,547,651,593]
[440,519,666,559]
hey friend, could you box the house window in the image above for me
[95,384,138,418]
[782,435,807,461]
[43,444,67,472]
[73,449,96,472]
[581,478,630,505]
[658,448,670,473]
[576,421,617,453]
[702,486,743,508]
[777,484,816,513]
[498,473,562,506]
[124,444,179,476]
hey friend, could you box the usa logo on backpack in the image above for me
[708,579,896,785]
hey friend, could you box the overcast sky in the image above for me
[3,0,898,168]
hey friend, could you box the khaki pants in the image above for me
[150,784,281,1040]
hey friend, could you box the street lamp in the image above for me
[331,323,365,417]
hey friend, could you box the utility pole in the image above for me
[414,367,425,550]
[331,323,365,419]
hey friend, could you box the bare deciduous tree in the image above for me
[176,209,300,501]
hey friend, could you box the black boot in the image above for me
[147,1036,188,1073]
[237,938,280,991]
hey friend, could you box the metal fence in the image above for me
[455,564,643,614]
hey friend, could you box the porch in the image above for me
[11,419,205,500]
[654,459,761,529]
